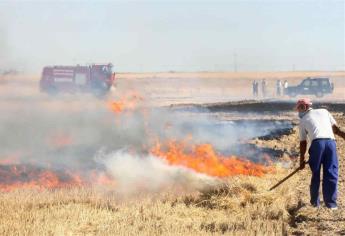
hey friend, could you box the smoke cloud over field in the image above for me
[96,150,217,194]
[0,80,286,194]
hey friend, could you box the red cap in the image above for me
[295,98,312,110]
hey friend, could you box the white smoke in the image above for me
[95,149,219,195]
[0,77,289,195]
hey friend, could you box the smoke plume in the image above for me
[0,80,284,194]
[96,150,218,194]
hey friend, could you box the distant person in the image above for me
[296,98,345,209]
[252,80,256,97]
[276,80,282,96]
[283,80,288,95]
[261,79,267,97]
[252,80,258,97]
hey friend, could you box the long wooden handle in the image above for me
[269,161,308,191]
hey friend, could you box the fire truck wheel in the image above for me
[101,82,109,90]
[93,88,106,98]
[47,87,58,95]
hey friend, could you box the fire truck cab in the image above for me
[40,63,115,95]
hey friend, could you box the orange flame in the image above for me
[108,92,143,114]
[0,164,84,192]
[0,164,116,192]
[90,171,116,187]
[108,101,125,113]
[151,141,273,177]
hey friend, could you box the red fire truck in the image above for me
[40,63,115,95]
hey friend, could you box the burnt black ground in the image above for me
[171,100,345,114]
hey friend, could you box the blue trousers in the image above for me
[308,139,338,208]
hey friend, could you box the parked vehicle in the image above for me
[285,77,334,98]
[40,63,115,96]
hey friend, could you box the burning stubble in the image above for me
[0,89,277,194]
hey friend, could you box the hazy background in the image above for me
[0,0,344,73]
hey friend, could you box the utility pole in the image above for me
[233,53,238,72]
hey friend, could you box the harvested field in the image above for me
[0,72,344,235]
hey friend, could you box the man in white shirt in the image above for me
[297,98,345,209]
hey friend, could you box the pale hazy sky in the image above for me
[0,0,344,72]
